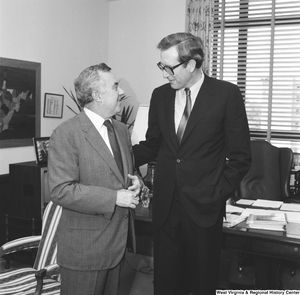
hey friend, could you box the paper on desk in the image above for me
[280,203,300,212]
[251,199,283,209]
[226,204,244,214]
[281,211,300,223]
[240,208,300,223]
[235,199,255,206]
[240,208,275,217]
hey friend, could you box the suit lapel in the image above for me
[164,88,178,149]
[79,112,125,185]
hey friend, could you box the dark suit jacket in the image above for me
[133,74,252,228]
[48,111,135,271]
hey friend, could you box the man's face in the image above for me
[99,71,124,117]
[159,46,193,90]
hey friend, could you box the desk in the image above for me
[223,221,300,263]
[134,203,300,288]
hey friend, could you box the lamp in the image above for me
[131,104,149,177]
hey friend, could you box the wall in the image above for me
[0,0,187,175]
[0,0,110,174]
[108,0,187,118]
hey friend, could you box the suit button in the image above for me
[176,159,181,163]
[124,214,128,218]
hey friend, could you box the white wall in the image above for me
[108,0,187,118]
[0,0,187,175]
[0,0,110,174]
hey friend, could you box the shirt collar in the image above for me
[84,107,105,130]
[189,69,204,97]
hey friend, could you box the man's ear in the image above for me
[188,59,197,72]
[92,91,101,102]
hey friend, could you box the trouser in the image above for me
[60,259,123,295]
[153,188,223,295]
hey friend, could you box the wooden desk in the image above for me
[134,203,154,257]
[134,203,300,288]
[135,203,300,261]
[223,221,300,263]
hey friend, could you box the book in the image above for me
[246,212,287,231]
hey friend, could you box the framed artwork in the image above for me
[43,93,64,118]
[33,137,50,165]
[0,57,41,148]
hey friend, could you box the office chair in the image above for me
[0,201,61,295]
[237,140,293,202]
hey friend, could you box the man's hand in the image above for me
[127,174,141,197]
[116,189,139,209]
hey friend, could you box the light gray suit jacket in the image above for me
[48,111,135,271]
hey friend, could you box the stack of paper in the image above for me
[246,212,287,231]
[286,222,300,238]
[280,203,300,212]
[251,199,283,209]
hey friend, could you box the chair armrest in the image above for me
[284,192,300,204]
[34,263,60,295]
[0,235,41,257]
[43,263,60,278]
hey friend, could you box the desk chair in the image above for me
[234,140,298,286]
[237,140,293,202]
[0,201,61,295]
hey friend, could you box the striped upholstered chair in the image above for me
[0,201,62,295]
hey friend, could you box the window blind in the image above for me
[211,0,300,153]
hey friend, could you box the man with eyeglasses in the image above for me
[133,32,251,294]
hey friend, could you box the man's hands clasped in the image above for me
[116,174,141,209]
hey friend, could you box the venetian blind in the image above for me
[211,0,300,153]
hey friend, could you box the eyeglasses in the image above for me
[157,61,185,75]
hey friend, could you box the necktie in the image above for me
[104,120,124,176]
[177,88,191,143]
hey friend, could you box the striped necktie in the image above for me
[177,88,191,143]
[104,120,124,176]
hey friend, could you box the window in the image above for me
[211,0,300,153]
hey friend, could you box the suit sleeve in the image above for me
[133,89,162,167]
[222,84,252,198]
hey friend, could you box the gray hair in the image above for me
[74,63,111,108]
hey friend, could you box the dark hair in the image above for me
[74,63,111,107]
[157,32,204,68]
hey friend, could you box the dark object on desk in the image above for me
[33,137,50,165]
[289,169,300,195]
[284,191,300,204]
[143,161,156,197]
[0,201,61,295]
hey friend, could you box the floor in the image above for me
[118,252,154,295]
[118,250,300,294]
[1,250,299,294]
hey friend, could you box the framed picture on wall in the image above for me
[0,57,41,148]
[33,137,50,165]
[43,93,64,118]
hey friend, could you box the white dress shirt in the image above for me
[84,108,114,156]
[174,70,205,133]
